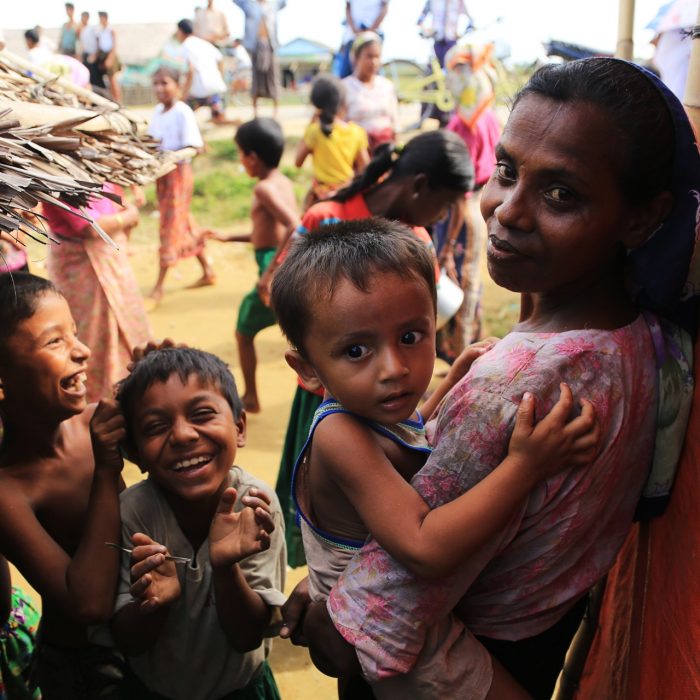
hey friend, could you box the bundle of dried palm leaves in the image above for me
[0,50,177,243]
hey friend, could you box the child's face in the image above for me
[131,374,246,503]
[481,94,637,295]
[293,272,436,425]
[153,73,179,106]
[0,293,90,419]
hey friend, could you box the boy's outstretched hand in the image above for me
[508,383,600,480]
[89,399,126,474]
[128,532,181,614]
[209,487,275,569]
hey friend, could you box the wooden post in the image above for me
[616,0,636,60]
[683,7,700,134]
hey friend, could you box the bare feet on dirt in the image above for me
[242,394,261,414]
[187,274,217,289]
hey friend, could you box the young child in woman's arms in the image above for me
[271,220,599,693]
[111,347,286,700]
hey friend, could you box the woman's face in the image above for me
[354,41,382,82]
[481,94,637,296]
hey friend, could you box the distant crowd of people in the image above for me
[22,3,121,101]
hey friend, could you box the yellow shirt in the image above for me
[304,120,368,186]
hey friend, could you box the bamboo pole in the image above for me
[616,0,636,60]
[682,7,700,134]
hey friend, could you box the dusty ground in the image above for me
[14,101,519,699]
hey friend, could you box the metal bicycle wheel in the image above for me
[381,59,429,102]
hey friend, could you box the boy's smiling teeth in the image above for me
[61,371,87,391]
[172,455,212,471]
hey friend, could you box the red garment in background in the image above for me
[577,323,700,699]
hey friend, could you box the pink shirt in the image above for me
[447,108,501,187]
[329,315,659,682]
[42,185,120,239]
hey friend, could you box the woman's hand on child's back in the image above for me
[89,399,126,474]
[209,487,275,569]
[128,532,181,614]
[508,383,600,482]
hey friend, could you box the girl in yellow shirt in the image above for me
[296,74,370,210]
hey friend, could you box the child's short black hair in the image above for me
[235,118,285,168]
[116,347,243,452]
[24,28,40,44]
[271,218,437,357]
[177,18,194,36]
[0,273,59,357]
[153,64,181,84]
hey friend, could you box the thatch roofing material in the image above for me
[0,49,176,242]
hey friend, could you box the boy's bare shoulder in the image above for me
[253,171,295,199]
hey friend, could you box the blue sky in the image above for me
[7,0,668,63]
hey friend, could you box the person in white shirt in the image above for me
[147,65,215,302]
[334,0,389,78]
[176,18,229,124]
[417,0,473,66]
[96,11,121,102]
[24,28,54,66]
[78,11,104,90]
[25,26,90,89]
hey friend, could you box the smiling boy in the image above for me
[111,347,286,700]
[0,273,126,698]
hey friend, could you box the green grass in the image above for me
[191,170,257,225]
[205,139,240,162]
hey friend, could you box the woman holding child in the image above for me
[281,58,700,698]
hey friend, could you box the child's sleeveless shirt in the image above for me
[292,398,432,601]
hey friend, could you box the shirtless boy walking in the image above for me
[211,118,299,413]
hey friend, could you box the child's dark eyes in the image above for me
[142,421,167,436]
[400,330,423,345]
[191,408,216,422]
[345,344,369,360]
